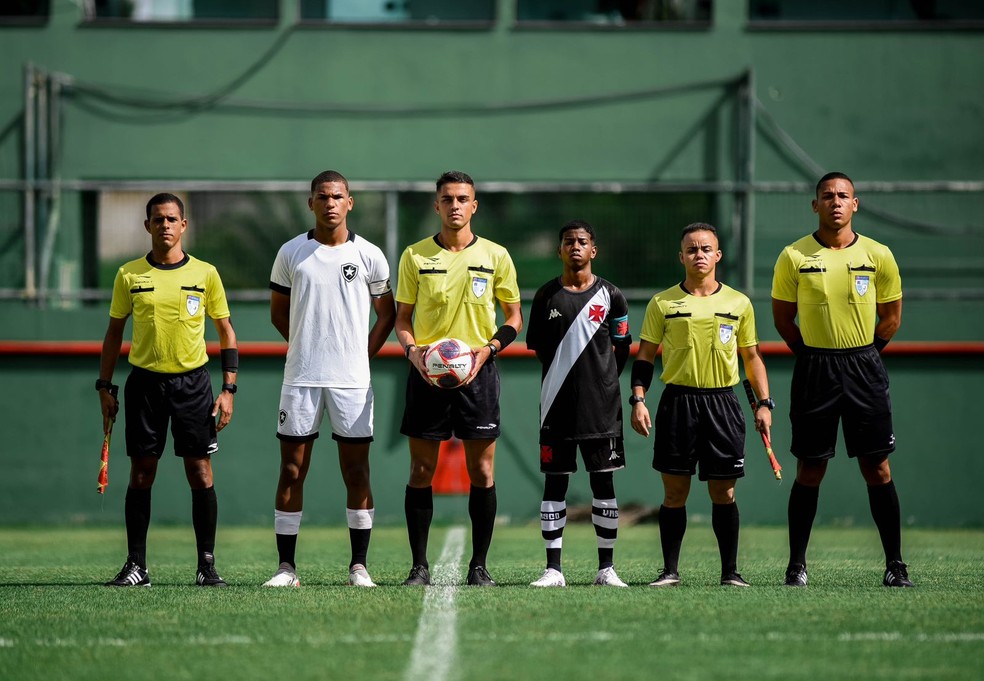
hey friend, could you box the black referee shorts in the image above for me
[124,365,218,459]
[790,344,895,460]
[400,360,500,441]
[652,384,746,481]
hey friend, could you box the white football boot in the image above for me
[530,567,567,587]
[593,566,629,587]
[263,562,300,587]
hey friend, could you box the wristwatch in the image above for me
[628,395,646,406]
[95,379,115,392]
[756,397,776,410]
[485,343,498,361]
[221,383,238,394]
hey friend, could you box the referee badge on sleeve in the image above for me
[719,323,734,344]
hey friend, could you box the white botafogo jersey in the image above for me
[270,230,391,387]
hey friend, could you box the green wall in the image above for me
[1,301,981,526]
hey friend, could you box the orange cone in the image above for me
[433,437,470,495]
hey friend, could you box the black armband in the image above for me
[221,348,239,373]
[873,336,890,352]
[491,325,518,351]
[630,359,654,390]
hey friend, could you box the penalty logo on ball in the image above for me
[423,338,474,389]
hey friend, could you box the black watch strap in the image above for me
[221,383,238,394]
[95,379,115,392]
[756,397,776,410]
[629,394,645,406]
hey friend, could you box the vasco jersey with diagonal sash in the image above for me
[771,232,902,349]
[396,234,520,347]
[639,283,758,389]
[109,253,230,374]
[526,277,630,440]
[270,230,391,388]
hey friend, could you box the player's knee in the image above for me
[408,459,437,485]
[465,459,494,487]
[279,461,306,486]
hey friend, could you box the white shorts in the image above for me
[277,385,374,442]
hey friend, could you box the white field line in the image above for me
[0,631,982,649]
[403,526,466,681]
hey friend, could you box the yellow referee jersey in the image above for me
[396,235,520,347]
[109,254,231,373]
[639,283,759,389]
[771,233,902,349]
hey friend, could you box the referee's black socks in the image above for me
[468,484,497,569]
[405,485,433,568]
[787,481,820,566]
[191,486,217,565]
[867,480,903,565]
[712,502,740,575]
[658,505,687,573]
[125,486,152,569]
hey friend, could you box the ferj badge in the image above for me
[472,276,487,298]
[719,323,734,344]
[186,294,201,316]
[855,275,870,296]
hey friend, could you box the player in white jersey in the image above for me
[264,170,395,588]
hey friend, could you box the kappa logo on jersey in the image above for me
[719,323,734,344]
[472,276,488,298]
[342,263,359,282]
[855,275,870,296]
[548,308,562,320]
[186,295,201,316]
[588,304,607,323]
[279,409,288,427]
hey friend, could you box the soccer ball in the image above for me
[423,338,475,389]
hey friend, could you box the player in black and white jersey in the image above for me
[525,220,632,587]
[264,170,395,588]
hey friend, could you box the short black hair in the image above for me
[146,193,184,219]
[558,219,596,243]
[436,170,474,192]
[311,170,349,194]
[680,222,717,240]
[815,171,854,196]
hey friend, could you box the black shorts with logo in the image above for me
[539,437,625,475]
[652,384,746,481]
[790,344,895,460]
[124,365,218,459]
[400,360,500,441]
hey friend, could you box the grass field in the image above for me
[1,524,982,681]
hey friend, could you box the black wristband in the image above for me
[95,379,118,395]
[490,325,518,351]
[630,360,654,390]
[405,344,416,359]
[221,348,239,373]
[873,336,889,352]
[221,383,237,394]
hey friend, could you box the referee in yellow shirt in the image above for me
[772,172,912,588]
[395,171,523,587]
[97,193,239,588]
[630,223,772,588]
